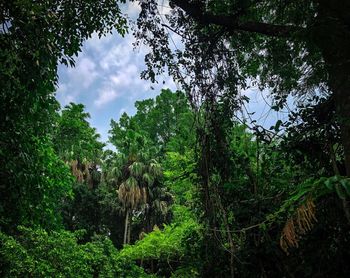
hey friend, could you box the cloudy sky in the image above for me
[55,1,288,147]
[56,2,178,146]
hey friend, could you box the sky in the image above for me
[55,1,290,148]
[56,2,177,146]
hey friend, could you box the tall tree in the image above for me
[117,157,163,244]
[108,91,192,244]
[107,128,164,244]
[135,0,350,176]
[0,0,127,232]
[53,103,106,240]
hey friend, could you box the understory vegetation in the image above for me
[1,0,350,277]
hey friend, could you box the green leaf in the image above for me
[335,184,347,200]
[340,179,350,196]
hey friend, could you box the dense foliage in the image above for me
[2,0,350,277]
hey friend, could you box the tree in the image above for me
[117,157,163,245]
[135,6,350,274]
[108,91,193,244]
[108,125,163,244]
[0,227,152,277]
[0,0,127,232]
[54,103,105,163]
[109,89,195,158]
[135,0,350,177]
[53,103,104,191]
[132,89,194,154]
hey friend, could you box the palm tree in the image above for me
[117,158,162,244]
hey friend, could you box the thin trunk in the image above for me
[127,213,132,244]
[123,209,129,245]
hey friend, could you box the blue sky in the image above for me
[56,2,177,145]
[55,1,290,147]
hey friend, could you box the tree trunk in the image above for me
[315,0,350,176]
[123,208,129,245]
[314,0,350,225]
[127,213,132,244]
[334,87,350,177]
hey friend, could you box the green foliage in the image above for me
[2,1,350,276]
[269,175,350,222]
[1,0,128,233]
[53,103,105,162]
[0,227,151,278]
[110,113,152,159]
[120,205,202,276]
[163,151,197,206]
[61,181,103,242]
[0,136,74,231]
[107,91,193,245]
[109,89,194,158]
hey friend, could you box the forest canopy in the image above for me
[1,1,350,277]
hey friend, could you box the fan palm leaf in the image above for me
[129,161,145,177]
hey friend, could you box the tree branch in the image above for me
[172,0,304,37]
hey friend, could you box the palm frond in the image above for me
[143,173,154,186]
[129,161,145,177]
[126,176,139,188]
[148,161,162,177]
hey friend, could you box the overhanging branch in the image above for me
[172,0,304,37]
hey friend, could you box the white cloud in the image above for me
[57,8,181,144]
[94,88,119,108]
[62,95,75,106]
[99,35,135,70]
[86,32,114,54]
[67,57,98,89]
[124,2,141,19]
[55,83,77,107]
[110,64,139,87]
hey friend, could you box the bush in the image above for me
[0,227,151,277]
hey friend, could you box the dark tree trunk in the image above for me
[334,85,350,177]
[315,0,350,176]
[314,0,350,224]
[127,214,132,244]
[123,208,129,245]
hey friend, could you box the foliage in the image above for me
[109,89,195,158]
[53,103,105,162]
[120,205,202,277]
[134,2,350,276]
[163,150,197,206]
[0,136,74,232]
[106,89,192,246]
[1,0,128,232]
[135,0,350,176]
[0,227,152,278]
